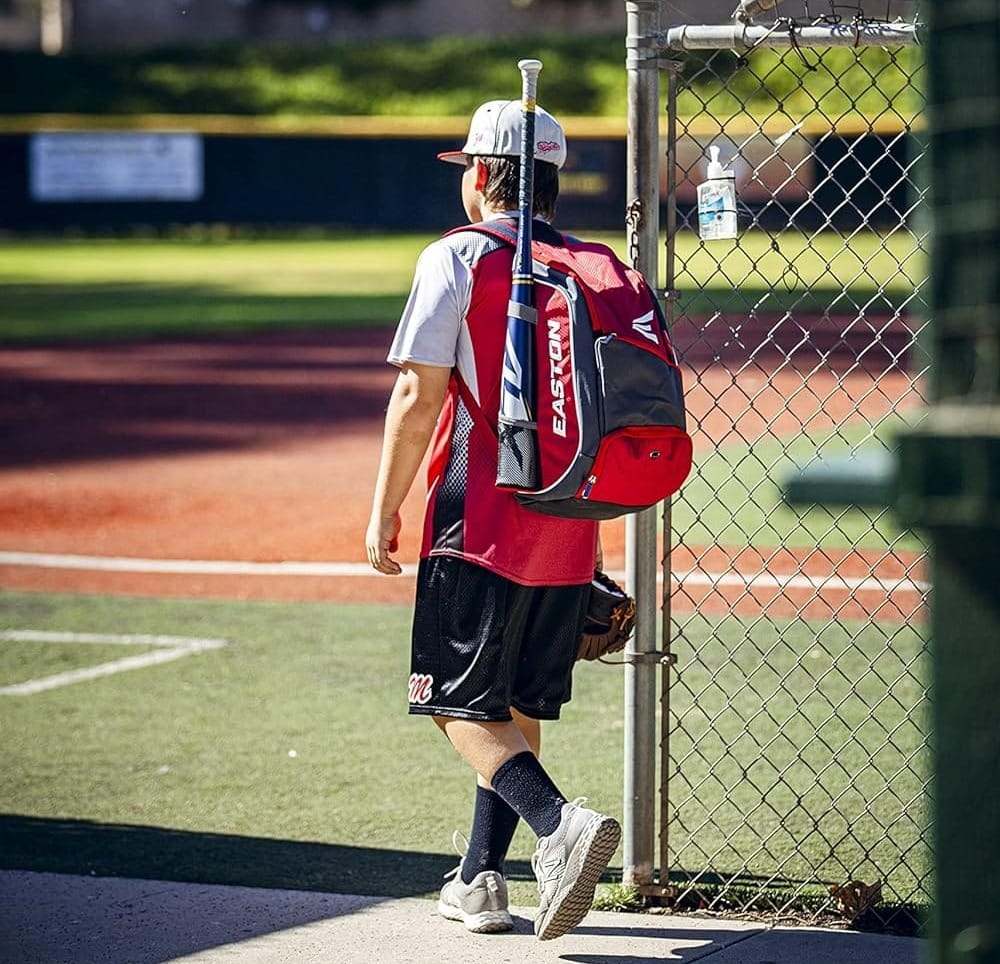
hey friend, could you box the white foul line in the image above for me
[0,550,396,577]
[0,629,228,696]
[0,550,927,594]
[681,569,929,594]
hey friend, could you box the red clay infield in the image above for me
[0,326,926,622]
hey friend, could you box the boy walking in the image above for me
[365,97,621,941]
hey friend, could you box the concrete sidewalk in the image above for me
[0,870,925,964]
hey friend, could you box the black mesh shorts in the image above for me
[408,555,590,722]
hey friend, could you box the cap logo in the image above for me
[536,140,561,155]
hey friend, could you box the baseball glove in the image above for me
[577,570,637,662]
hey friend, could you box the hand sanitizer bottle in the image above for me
[697,145,738,241]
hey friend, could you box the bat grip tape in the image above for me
[507,301,538,324]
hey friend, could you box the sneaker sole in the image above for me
[535,814,622,941]
[437,899,513,934]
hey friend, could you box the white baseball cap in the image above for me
[438,99,567,170]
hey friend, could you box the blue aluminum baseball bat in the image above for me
[496,58,542,490]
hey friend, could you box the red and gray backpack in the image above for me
[462,218,692,521]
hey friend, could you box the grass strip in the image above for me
[0,231,924,345]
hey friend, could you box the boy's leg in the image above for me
[434,718,531,934]
[461,785,519,880]
[459,710,539,882]
[438,715,621,942]
[437,718,530,787]
[439,717,567,838]
[511,707,541,756]
[414,560,618,939]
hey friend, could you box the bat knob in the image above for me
[518,58,543,75]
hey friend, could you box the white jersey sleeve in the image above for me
[387,238,473,369]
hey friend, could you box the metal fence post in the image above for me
[658,54,684,898]
[623,0,661,890]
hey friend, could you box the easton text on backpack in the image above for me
[461,218,693,521]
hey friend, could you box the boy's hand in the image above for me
[366,512,402,575]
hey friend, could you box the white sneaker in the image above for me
[531,798,621,941]
[437,865,514,934]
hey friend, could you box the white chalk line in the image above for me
[0,551,385,577]
[0,629,228,696]
[0,550,928,594]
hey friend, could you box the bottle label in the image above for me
[697,178,738,241]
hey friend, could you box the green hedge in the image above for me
[0,37,627,116]
[0,36,921,119]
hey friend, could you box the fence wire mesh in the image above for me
[656,10,930,931]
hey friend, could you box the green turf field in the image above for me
[679,418,924,553]
[0,590,623,904]
[0,589,928,908]
[670,612,930,903]
[0,231,924,343]
[0,235,427,342]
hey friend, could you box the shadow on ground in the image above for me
[0,331,397,469]
[0,813,453,897]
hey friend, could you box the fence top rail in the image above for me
[662,20,919,51]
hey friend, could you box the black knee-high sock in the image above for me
[490,750,567,839]
[460,785,521,884]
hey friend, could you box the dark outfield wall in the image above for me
[0,129,912,234]
[0,132,627,233]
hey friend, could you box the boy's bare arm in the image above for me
[366,362,452,575]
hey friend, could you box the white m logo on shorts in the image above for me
[408,673,434,705]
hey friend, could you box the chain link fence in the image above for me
[653,4,931,931]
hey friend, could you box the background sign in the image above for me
[30,132,204,202]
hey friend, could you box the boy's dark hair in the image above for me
[479,156,559,221]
